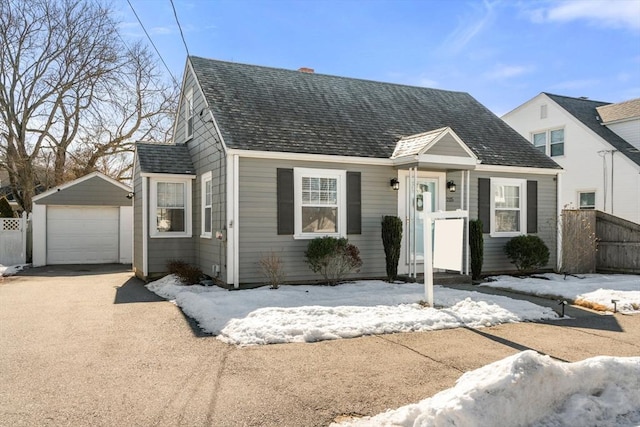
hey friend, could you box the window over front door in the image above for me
[201,172,212,237]
[293,168,346,239]
[532,128,564,157]
[490,178,527,237]
[150,177,192,238]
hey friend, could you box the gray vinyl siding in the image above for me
[144,173,195,277]
[133,162,143,276]
[427,136,469,157]
[36,176,130,206]
[182,66,227,280]
[238,158,397,285]
[462,170,558,273]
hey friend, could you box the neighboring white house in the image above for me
[502,93,640,224]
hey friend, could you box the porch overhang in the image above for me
[393,154,478,170]
[390,126,479,171]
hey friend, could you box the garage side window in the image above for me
[150,177,192,238]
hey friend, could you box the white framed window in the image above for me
[150,177,192,238]
[491,178,527,237]
[294,167,346,239]
[185,88,194,140]
[201,172,212,238]
[578,191,595,210]
[532,128,564,157]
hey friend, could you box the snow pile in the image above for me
[0,264,28,276]
[333,350,640,427]
[146,277,560,346]
[482,274,640,314]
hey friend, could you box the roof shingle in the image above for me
[545,93,640,167]
[190,56,560,169]
[136,143,195,175]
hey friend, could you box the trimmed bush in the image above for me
[305,236,362,285]
[259,251,286,289]
[504,235,550,274]
[166,260,203,285]
[381,216,402,282]
[469,219,484,280]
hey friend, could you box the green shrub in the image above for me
[503,235,550,273]
[166,260,203,285]
[381,216,402,282]
[304,236,362,285]
[469,219,484,280]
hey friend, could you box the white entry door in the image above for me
[397,171,445,274]
[47,206,119,264]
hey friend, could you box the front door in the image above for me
[397,171,445,275]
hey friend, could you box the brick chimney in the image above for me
[298,67,314,73]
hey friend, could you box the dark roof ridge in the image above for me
[189,55,470,97]
[543,92,611,106]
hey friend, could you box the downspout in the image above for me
[611,150,615,214]
[142,176,148,278]
[233,154,240,289]
[226,153,235,286]
[556,172,562,272]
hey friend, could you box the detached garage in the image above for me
[32,172,132,266]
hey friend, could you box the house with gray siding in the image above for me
[133,56,562,286]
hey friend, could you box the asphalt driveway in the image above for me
[1,266,639,426]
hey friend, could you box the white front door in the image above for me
[397,170,446,275]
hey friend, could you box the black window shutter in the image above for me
[277,169,294,235]
[346,172,361,234]
[478,178,490,233]
[527,180,538,234]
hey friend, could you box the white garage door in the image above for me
[47,206,119,264]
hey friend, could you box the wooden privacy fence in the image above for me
[561,210,640,274]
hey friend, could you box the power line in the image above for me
[125,0,180,87]
[169,0,190,58]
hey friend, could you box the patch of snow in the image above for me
[482,274,640,314]
[332,350,640,427]
[0,264,28,276]
[146,278,560,346]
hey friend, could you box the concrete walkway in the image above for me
[1,267,638,427]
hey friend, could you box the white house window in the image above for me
[579,191,595,210]
[150,177,192,238]
[294,167,346,239]
[532,128,564,157]
[491,178,526,237]
[201,172,212,237]
[186,88,194,140]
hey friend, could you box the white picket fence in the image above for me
[0,212,29,266]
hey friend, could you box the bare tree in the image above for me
[0,0,175,212]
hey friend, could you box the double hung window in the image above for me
[294,168,346,238]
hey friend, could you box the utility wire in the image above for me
[126,0,180,87]
[169,0,190,58]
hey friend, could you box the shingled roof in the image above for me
[136,143,195,175]
[545,93,640,167]
[190,56,560,169]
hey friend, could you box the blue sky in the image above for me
[117,0,640,115]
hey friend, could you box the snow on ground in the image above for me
[332,350,640,427]
[482,274,640,314]
[146,276,560,346]
[0,264,28,277]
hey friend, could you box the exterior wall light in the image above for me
[447,181,456,193]
[390,178,400,190]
